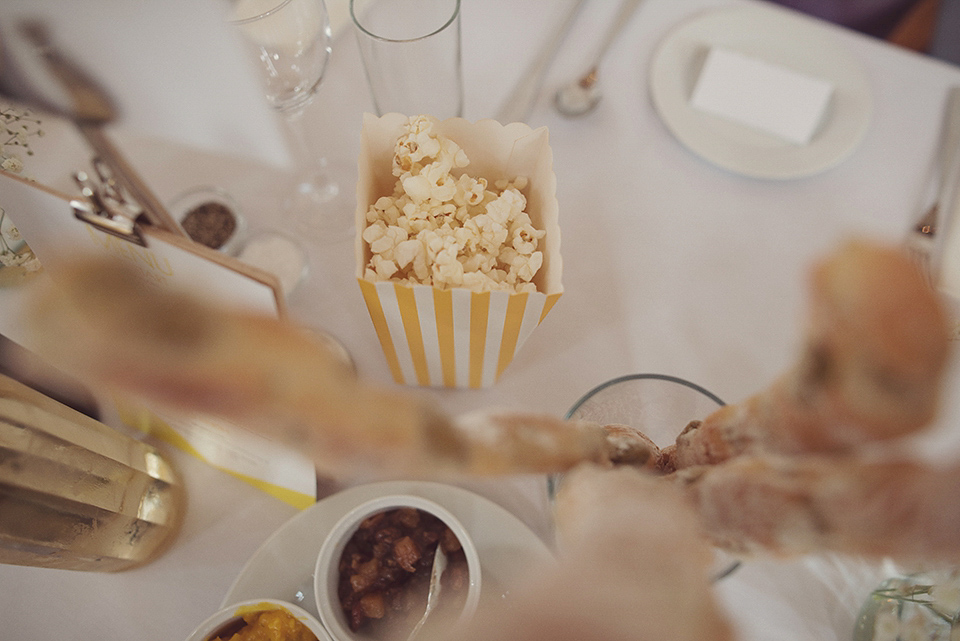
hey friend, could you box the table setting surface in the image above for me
[3,0,960,639]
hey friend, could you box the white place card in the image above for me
[0,171,284,318]
[0,169,321,508]
[691,47,834,145]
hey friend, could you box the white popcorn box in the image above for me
[355,114,563,388]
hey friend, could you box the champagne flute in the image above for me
[228,0,356,369]
[230,0,346,239]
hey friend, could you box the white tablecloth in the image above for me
[3,0,960,639]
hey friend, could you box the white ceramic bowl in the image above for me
[314,495,482,641]
[185,598,332,641]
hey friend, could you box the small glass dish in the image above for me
[237,230,309,297]
[168,186,246,255]
[185,598,331,641]
[554,372,740,581]
[314,494,482,641]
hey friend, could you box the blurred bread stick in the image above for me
[672,241,950,470]
[451,464,733,641]
[26,255,609,478]
[680,454,960,563]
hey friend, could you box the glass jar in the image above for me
[854,569,960,641]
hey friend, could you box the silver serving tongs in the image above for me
[0,20,185,245]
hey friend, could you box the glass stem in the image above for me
[283,109,334,197]
[275,106,341,237]
[284,110,317,178]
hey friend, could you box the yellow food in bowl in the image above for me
[211,608,318,641]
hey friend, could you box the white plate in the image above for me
[222,480,555,618]
[649,4,872,179]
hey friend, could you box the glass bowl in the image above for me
[555,372,740,581]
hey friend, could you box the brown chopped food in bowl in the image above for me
[338,507,469,636]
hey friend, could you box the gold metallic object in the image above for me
[0,374,184,571]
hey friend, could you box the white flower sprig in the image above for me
[0,104,44,277]
[1,104,44,175]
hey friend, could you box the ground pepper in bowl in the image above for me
[337,507,469,637]
[181,201,238,250]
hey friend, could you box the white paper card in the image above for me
[691,47,834,145]
[0,170,319,508]
[0,173,281,317]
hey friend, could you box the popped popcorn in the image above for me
[362,116,545,294]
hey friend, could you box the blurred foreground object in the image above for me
[25,255,610,479]
[682,454,960,561]
[0,373,183,571]
[453,465,734,641]
[671,240,951,469]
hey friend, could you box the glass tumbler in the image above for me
[558,373,740,581]
[0,373,184,571]
[350,0,463,119]
[565,373,725,447]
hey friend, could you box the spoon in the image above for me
[407,545,448,641]
[496,0,588,123]
[917,86,960,237]
[554,0,645,117]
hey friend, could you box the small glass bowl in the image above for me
[237,230,309,297]
[185,598,331,641]
[554,373,740,581]
[168,186,246,255]
[314,494,483,641]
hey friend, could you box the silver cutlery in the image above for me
[496,0,588,123]
[554,0,645,117]
[406,545,448,641]
[906,86,960,281]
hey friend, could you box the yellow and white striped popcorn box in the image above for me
[356,114,563,388]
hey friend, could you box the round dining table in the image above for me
[3,0,960,639]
